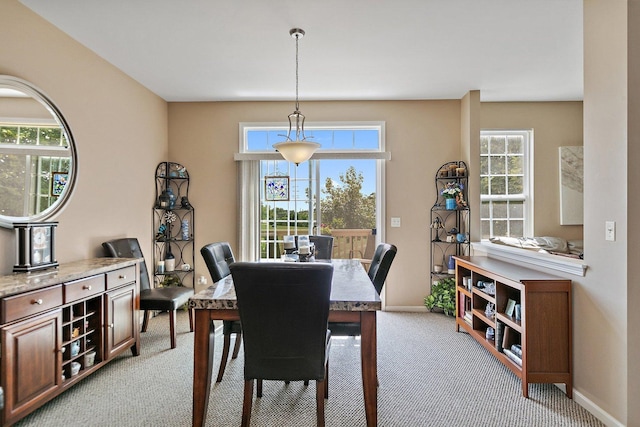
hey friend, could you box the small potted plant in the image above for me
[441,182,465,210]
[424,277,456,316]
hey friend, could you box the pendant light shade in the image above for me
[273,28,319,166]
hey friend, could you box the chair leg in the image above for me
[256,379,263,398]
[216,334,231,382]
[232,331,242,359]
[169,309,177,349]
[304,380,310,386]
[242,380,253,427]
[325,361,329,399]
[188,308,194,332]
[141,310,150,332]
[316,380,325,427]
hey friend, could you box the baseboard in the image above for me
[571,388,625,427]
[383,306,429,312]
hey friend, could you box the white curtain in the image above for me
[237,160,260,261]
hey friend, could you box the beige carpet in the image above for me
[15,310,603,426]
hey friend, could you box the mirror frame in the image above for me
[0,75,77,228]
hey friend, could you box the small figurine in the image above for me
[181,196,192,209]
[156,224,167,241]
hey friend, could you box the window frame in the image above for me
[479,129,534,239]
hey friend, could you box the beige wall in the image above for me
[3,0,636,425]
[582,1,629,425]
[481,102,584,241]
[0,0,167,272]
[627,1,640,424]
[168,100,462,307]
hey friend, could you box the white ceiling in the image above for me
[19,0,583,103]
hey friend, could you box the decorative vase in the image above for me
[445,198,456,210]
[448,255,456,274]
[181,220,189,240]
[165,247,175,272]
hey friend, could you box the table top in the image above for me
[189,258,381,311]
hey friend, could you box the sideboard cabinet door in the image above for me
[1,309,61,425]
[104,284,136,359]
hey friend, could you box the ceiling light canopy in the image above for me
[273,28,320,166]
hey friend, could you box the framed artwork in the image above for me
[559,146,583,225]
[51,172,69,197]
[265,176,290,201]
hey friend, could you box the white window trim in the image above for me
[480,129,534,238]
[237,122,388,268]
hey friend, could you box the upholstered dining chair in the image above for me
[294,235,335,260]
[230,262,334,427]
[328,243,397,336]
[102,237,194,349]
[200,242,241,383]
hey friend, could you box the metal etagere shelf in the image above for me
[430,161,470,287]
[152,161,195,289]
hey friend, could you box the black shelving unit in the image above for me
[152,161,195,289]
[430,161,470,287]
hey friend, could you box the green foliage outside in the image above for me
[321,166,375,232]
[424,277,456,316]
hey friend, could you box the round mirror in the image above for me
[0,75,77,228]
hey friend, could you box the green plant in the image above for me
[424,277,456,316]
[160,274,182,288]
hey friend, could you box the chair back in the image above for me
[310,235,334,260]
[200,242,236,283]
[368,243,397,295]
[294,235,334,260]
[102,238,150,291]
[230,262,333,381]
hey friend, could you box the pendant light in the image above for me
[273,28,320,165]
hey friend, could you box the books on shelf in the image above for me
[510,344,522,358]
[503,348,522,367]
[463,310,472,324]
[505,298,516,317]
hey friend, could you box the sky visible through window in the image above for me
[247,128,378,196]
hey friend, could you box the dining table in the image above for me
[188,258,382,427]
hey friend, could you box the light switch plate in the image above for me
[391,217,401,228]
[605,221,616,241]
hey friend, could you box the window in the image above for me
[239,123,386,261]
[479,130,533,239]
[0,123,71,217]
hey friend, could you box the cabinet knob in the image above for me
[32,299,43,305]
[109,323,114,328]
[83,285,92,291]
[119,275,126,279]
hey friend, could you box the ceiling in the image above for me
[19,0,583,103]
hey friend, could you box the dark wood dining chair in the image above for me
[329,243,397,336]
[230,262,333,427]
[200,242,241,383]
[102,237,194,349]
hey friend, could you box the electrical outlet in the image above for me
[605,221,616,241]
[391,217,401,227]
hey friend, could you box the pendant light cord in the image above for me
[295,32,300,112]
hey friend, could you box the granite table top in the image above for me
[190,258,381,312]
[0,257,140,298]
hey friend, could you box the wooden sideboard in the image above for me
[0,258,140,426]
[454,256,572,398]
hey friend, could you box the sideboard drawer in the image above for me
[64,275,105,303]
[106,266,136,290]
[1,285,63,323]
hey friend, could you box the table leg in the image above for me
[192,310,215,427]
[360,311,377,426]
